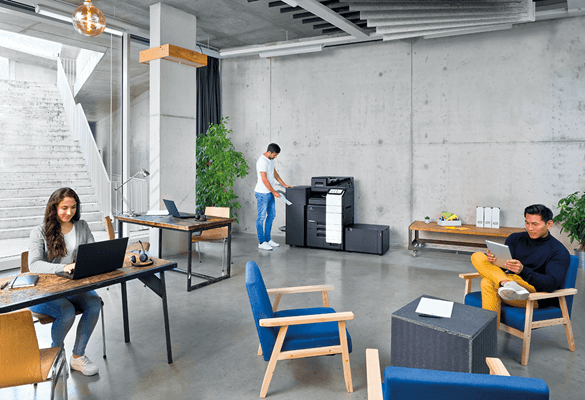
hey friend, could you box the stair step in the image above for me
[0,144,80,153]
[0,172,90,181]
[0,186,96,199]
[0,219,105,240]
[0,202,101,218]
[0,158,86,167]
[0,179,93,190]
[0,194,98,208]
[0,211,104,229]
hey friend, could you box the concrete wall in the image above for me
[222,17,585,249]
[12,60,56,84]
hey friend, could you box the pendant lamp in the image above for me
[72,0,106,37]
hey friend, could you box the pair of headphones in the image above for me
[130,241,150,264]
[194,213,207,221]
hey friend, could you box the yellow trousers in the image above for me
[470,252,538,329]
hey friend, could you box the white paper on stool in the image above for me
[415,297,454,318]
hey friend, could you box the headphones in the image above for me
[130,241,150,264]
[194,213,207,221]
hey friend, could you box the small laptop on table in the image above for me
[56,237,129,280]
[163,199,197,218]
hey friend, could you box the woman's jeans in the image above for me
[29,290,101,356]
[255,191,276,244]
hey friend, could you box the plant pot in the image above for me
[425,219,430,224]
[575,250,585,270]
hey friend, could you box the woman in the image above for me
[28,187,101,376]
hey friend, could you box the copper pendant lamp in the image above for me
[72,0,106,37]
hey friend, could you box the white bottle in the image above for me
[476,207,484,228]
[484,207,492,229]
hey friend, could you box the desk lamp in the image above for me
[115,169,149,216]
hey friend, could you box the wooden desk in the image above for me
[408,221,524,257]
[0,257,177,363]
[115,214,235,291]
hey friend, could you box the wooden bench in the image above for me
[408,221,524,257]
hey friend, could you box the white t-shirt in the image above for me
[61,225,77,264]
[254,154,275,193]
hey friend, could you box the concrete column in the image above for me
[149,3,197,257]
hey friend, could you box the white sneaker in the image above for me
[70,355,99,376]
[258,242,273,251]
[268,240,280,247]
[498,281,529,301]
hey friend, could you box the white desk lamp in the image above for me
[115,169,149,216]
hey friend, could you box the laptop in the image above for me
[56,237,129,280]
[163,199,197,218]
[485,240,512,269]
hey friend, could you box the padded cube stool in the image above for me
[391,295,497,374]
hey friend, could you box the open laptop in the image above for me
[163,199,197,218]
[56,237,129,280]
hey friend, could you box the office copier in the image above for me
[285,177,389,255]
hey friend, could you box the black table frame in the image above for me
[116,215,233,292]
[0,261,176,363]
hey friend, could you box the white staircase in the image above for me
[0,79,105,241]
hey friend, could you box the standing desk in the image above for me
[0,258,176,363]
[115,214,235,292]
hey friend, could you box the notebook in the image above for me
[10,274,39,288]
[56,237,129,280]
[163,199,197,218]
[485,240,512,269]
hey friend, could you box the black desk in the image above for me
[115,214,235,291]
[0,257,176,363]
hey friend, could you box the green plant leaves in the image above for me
[553,191,585,251]
[196,117,250,222]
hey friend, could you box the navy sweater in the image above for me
[505,231,570,295]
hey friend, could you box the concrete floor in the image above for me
[1,232,583,399]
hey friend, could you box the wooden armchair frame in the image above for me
[246,266,353,398]
[459,272,577,366]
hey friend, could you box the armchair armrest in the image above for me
[259,311,354,327]
[458,272,481,280]
[527,288,578,301]
[366,348,384,400]
[267,284,334,295]
[486,357,510,376]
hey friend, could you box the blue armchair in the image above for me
[366,349,549,400]
[459,255,579,365]
[245,261,354,398]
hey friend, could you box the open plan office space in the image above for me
[0,1,584,399]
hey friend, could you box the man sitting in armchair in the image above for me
[470,204,570,328]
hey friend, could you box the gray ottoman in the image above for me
[391,295,497,374]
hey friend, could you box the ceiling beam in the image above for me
[293,0,370,38]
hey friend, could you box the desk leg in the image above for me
[187,232,193,292]
[226,224,232,277]
[121,281,130,343]
[160,271,173,363]
[158,229,163,259]
[117,220,123,239]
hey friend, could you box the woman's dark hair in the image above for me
[44,187,81,261]
[524,204,553,223]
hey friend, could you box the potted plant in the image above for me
[553,191,585,268]
[425,216,430,224]
[196,117,250,222]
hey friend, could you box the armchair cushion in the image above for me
[274,307,353,353]
[383,366,549,400]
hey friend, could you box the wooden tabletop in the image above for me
[115,214,235,232]
[0,257,176,313]
[409,221,524,238]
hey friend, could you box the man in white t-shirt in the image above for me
[254,143,292,250]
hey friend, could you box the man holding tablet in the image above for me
[471,204,570,328]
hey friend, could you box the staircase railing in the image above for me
[57,59,112,218]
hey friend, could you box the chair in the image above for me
[245,261,354,398]
[191,206,230,268]
[366,348,549,400]
[21,251,107,359]
[459,255,579,365]
[0,309,68,400]
[105,216,150,253]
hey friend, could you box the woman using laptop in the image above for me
[28,187,101,376]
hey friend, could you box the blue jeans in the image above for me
[29,290,101,356]
[255,191,276,244]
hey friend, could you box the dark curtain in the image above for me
[196,56,221,136]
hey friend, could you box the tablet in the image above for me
[485,240,512,269]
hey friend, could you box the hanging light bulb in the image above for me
[72,0,106,37]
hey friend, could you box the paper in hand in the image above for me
[276,191,293,206]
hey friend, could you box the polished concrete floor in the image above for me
[1,233,583,399]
